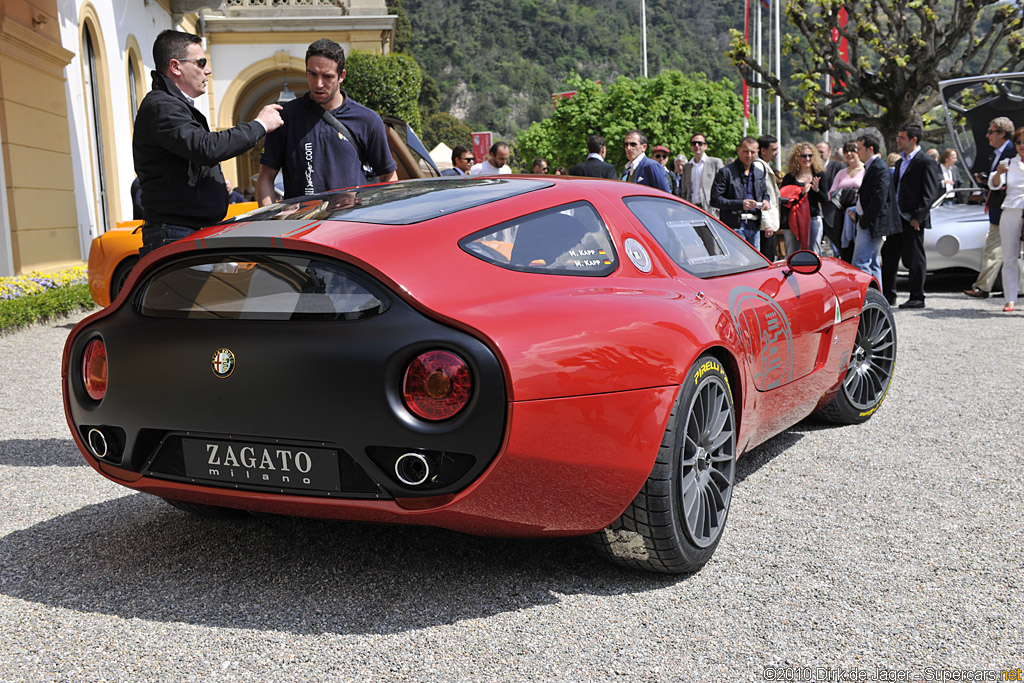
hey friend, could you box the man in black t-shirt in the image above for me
[256,39,397,205]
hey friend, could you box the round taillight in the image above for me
[82,338,107,401]
[402,350,472,421]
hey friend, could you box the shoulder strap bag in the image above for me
[315,104,380,184]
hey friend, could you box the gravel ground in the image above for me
[1,276,1022,682]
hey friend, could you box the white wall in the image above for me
[57,0,173,256]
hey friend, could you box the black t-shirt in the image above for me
[260,91,397,199]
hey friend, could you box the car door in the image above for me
[619,195,837,391]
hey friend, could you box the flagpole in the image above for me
[755,0,762,133]
[642,0,648,78]
[743,0,750,134]
[774,0,782,169]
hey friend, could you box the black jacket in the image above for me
[893,150,943,228]
[711,160,768,231]
[982,142,1017,225]
[568,156,618,179]
[133,70,265,227]
[858,156,901,239]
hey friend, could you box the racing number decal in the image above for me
[729,286,794,391]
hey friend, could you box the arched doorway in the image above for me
[217,56,305,198]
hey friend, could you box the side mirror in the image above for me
[785,249,821,275]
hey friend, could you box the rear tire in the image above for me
[161,498,250,519]
[591,354,737,573]
[815,288,897,424]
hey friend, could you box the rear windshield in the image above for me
[138,252,389,321]
[228,178,551,225]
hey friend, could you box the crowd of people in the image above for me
[131,28,1018,311]
[499,126,955,309]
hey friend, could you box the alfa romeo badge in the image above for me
[211,348,235,378]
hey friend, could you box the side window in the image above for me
[623,196,767,278]
[460,201,618,276]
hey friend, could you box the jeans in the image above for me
[809,215,823,255]
[852,225,883,284]
[737,225,760,250]
[140,223,197,257]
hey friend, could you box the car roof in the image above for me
[229,177,556,226]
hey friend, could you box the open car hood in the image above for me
[939,72,1024,185]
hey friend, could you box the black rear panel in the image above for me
[67,250,507,498]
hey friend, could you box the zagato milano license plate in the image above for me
[182,438,341,492]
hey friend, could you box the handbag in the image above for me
[314,103,380,184]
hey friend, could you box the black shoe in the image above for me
[885,294,897,306]
[963,287,989,298]
[898,299,925,309]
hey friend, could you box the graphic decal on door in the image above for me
[729,286,794,390]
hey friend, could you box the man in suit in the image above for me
[881,123,943,308]
[680,132,724,215]
[964,116,1018,298]
[817,140,846,254]
[711,136,770,248]
[850,134,900,283]
[441,145,474,177]
[621,130,671,192]
[568,135,617,179]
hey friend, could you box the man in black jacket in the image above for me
[849,134,900,283]
[568,135,617,179]
[711,137,770,249]
[882,123,943,308]
[133,30,283,256]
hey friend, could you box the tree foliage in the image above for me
[403,0,745,136]
[344,51,423,130]
[420,111,473,150]
[727,0,1024,146]
[518,71,748,172]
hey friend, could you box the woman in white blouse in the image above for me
[989,127,1024,312]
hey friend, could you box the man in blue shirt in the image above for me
[257,39,397,205]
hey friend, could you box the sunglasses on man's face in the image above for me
[177,57,208,68]
[654,154,667,160]
[461,157,474,162]
[690,140,707,147]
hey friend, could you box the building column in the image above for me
[0,3,77,274]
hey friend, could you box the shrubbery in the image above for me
[0,266,95,332]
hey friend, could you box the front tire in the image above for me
[815,288,896,424]
[592,354,737,573]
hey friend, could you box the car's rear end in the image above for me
[64,178,680,537]
[65,242,509,518]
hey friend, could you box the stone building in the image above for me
[0,0,395,275]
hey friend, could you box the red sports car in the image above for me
[62,177,896,573]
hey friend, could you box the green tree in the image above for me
[727,0,1024,147]
[344,51,423,130]
[420,112,473,150]
[518,71,748,172]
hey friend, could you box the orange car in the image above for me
[87,202,257,307]
[88,117,440,307]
